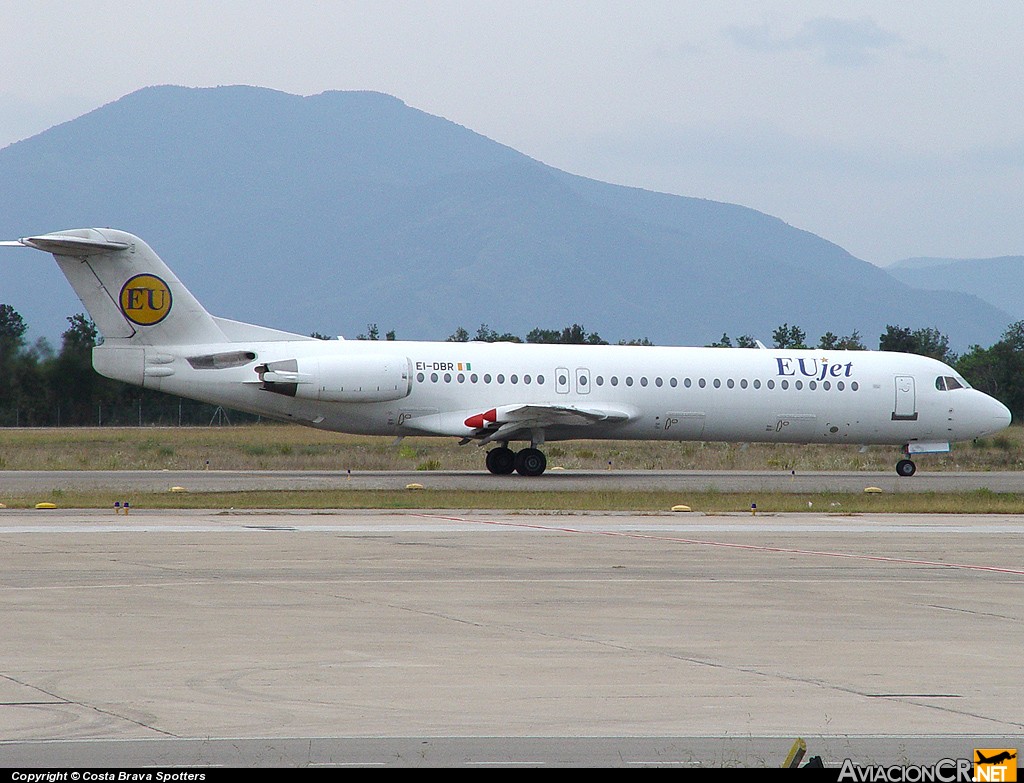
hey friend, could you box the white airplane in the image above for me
[2,228,1012,476]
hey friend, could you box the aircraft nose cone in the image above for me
[981,395,1012,436]
[995,398,1012,429]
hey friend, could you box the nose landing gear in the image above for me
[896,458,916,477]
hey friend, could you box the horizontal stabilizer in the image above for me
[3,233,130,256]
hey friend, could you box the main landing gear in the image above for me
[895,458,917,477]
[485,446,547,477]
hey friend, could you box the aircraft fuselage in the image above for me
[97,337,1010,448]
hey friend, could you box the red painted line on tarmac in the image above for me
[415,513,1024,576]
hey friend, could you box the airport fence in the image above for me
[0,396,257,428]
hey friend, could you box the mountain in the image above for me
[888,256,1024,325]
[0,85,1012,350]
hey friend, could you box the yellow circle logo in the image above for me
[119,274,172,326]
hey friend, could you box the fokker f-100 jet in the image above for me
[2,229,1011,476]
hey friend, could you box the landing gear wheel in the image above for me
[896,459,917,477]
[486,447,516,475]
[514,447,547,477]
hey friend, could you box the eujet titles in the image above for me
[2,229,1011,476]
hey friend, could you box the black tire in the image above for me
[896,459,917,477]
[486,447,516,475]
[514,447,547,477]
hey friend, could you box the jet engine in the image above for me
[256,355,412,402]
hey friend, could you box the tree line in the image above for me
[4,306,1024,425]
[354,321,648,345]
[0,305,254,427]
[709,323,954,364]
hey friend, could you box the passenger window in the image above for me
[524,374,531,384]
[417,372,425,382]
[611,376,619,386]
[767,380,775,389]
[444,373,452,383]
[537,375,545,385]
[753,379,761,389]
[484,374,492,383]
[727,379,735,389]
[670,378,678,387]
[655,377,663,387]
[510,374,518,384]
[431,373,439,383]
[795,380,803,390]
[497,374,505,384]
[698,379,706,388]
[626,377,634,387]
[640,377,648,387]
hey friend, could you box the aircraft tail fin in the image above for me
[9,228,227,345]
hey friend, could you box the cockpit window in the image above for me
[936,375,968,391]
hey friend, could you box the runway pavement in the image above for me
[2,467,1024,493]
[0,507,1021,767]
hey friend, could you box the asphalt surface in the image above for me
[2,468,1024,493]
[0,507,1021,767]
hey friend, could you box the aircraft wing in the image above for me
[465,403,633,444]
[399,403,634,441]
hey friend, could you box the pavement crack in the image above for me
[0,673,179,737]
[925,604,1019,621]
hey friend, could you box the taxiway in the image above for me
[0,506,1021,766]
[2,468,1024,493]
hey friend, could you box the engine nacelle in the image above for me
[258,355,412,402]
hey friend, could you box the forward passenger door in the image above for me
[892,376,918,421]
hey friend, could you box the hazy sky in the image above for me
[1,1,1021,264]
